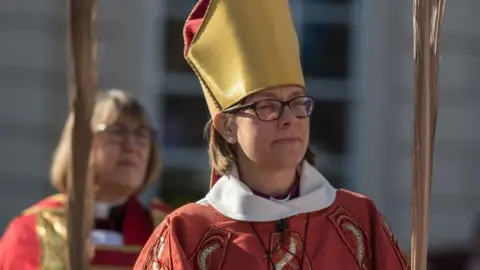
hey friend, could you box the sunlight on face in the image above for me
[234,86,310,169]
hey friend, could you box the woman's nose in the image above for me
[277,106,298,127]
[122,133,137,149]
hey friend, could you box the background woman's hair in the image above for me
[50,89,162,192]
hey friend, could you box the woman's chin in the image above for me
[264,154,304,169]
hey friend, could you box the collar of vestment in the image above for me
[202,161,337,222]
[94,197,128,219]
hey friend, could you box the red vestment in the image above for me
[0,194,172,270]
[134,163,409,270]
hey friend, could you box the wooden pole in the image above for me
[66,0,98,269]
[411,1,445,269]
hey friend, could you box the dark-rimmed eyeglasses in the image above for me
[95,123,156,147]
[222,96,315,122]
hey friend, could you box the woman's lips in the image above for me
[117,160,139,168]
[272,137,302,145]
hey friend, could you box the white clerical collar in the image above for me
[201,161,337,222]
[94,197,128,219]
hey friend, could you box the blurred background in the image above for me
[0,0,478,268]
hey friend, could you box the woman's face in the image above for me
[92,116,152,201]
[232,86,311,169]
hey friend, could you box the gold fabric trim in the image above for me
[329,207,371,269]
[36,210,68,270]
[33,195,159,269]
[189,227,231,270]
[268,232,312,270]
[23,194,66,216]
[197,243,220,270]
[343,222,366,267]
[382,219,411,269]
[35,209,143,269]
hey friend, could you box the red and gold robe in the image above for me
[0,194,172,270]
[135,162,410,270]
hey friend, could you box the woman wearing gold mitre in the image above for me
[134,0,410,269]
[0,89,173,269]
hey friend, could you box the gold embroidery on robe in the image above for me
[190,227,231,270]
[145,226,170,270]
[381,217,410,269]
[269,232,312,270]
[36,209,68,270]
[329,207,372,269]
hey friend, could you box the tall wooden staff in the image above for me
[411,1,446,269]
[66,0,98,269]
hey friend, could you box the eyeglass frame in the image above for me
[221,95,315,122]
[94,123,158,147]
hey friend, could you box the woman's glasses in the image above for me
[95,123,156,147]
[223,96,315,122]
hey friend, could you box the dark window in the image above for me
[161,94,208,148]
[165,18,192,73]
[158,167,208,208]
[321,171,344,189]
[301,23,350,78]
[309,100,347,154]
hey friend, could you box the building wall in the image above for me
[353,0,480,250]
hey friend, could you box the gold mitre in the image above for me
[183,0,305,117]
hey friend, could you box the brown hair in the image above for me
[205,117,316,175]
[50,89,162,192]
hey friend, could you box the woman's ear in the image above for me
[212,113,237,144]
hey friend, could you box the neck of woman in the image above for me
[237,159,298,197]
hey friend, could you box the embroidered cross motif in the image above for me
[269,232,312,270]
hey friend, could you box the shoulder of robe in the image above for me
[327,189,386,244]
[159,203,229,255]
[166,202,224,230]
[326,189,386,269]
[332,189,380,220]
[2,194,66,244]
[21,194,66,217]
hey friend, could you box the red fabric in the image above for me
[0,194,169,269]
[183,0,210,56]
[92,249,141,267]
[134,190,410,270]
[34,194,65,208]
[122,197,154,245]
[0,214,40,270]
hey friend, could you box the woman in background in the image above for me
[0,89,172,269]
